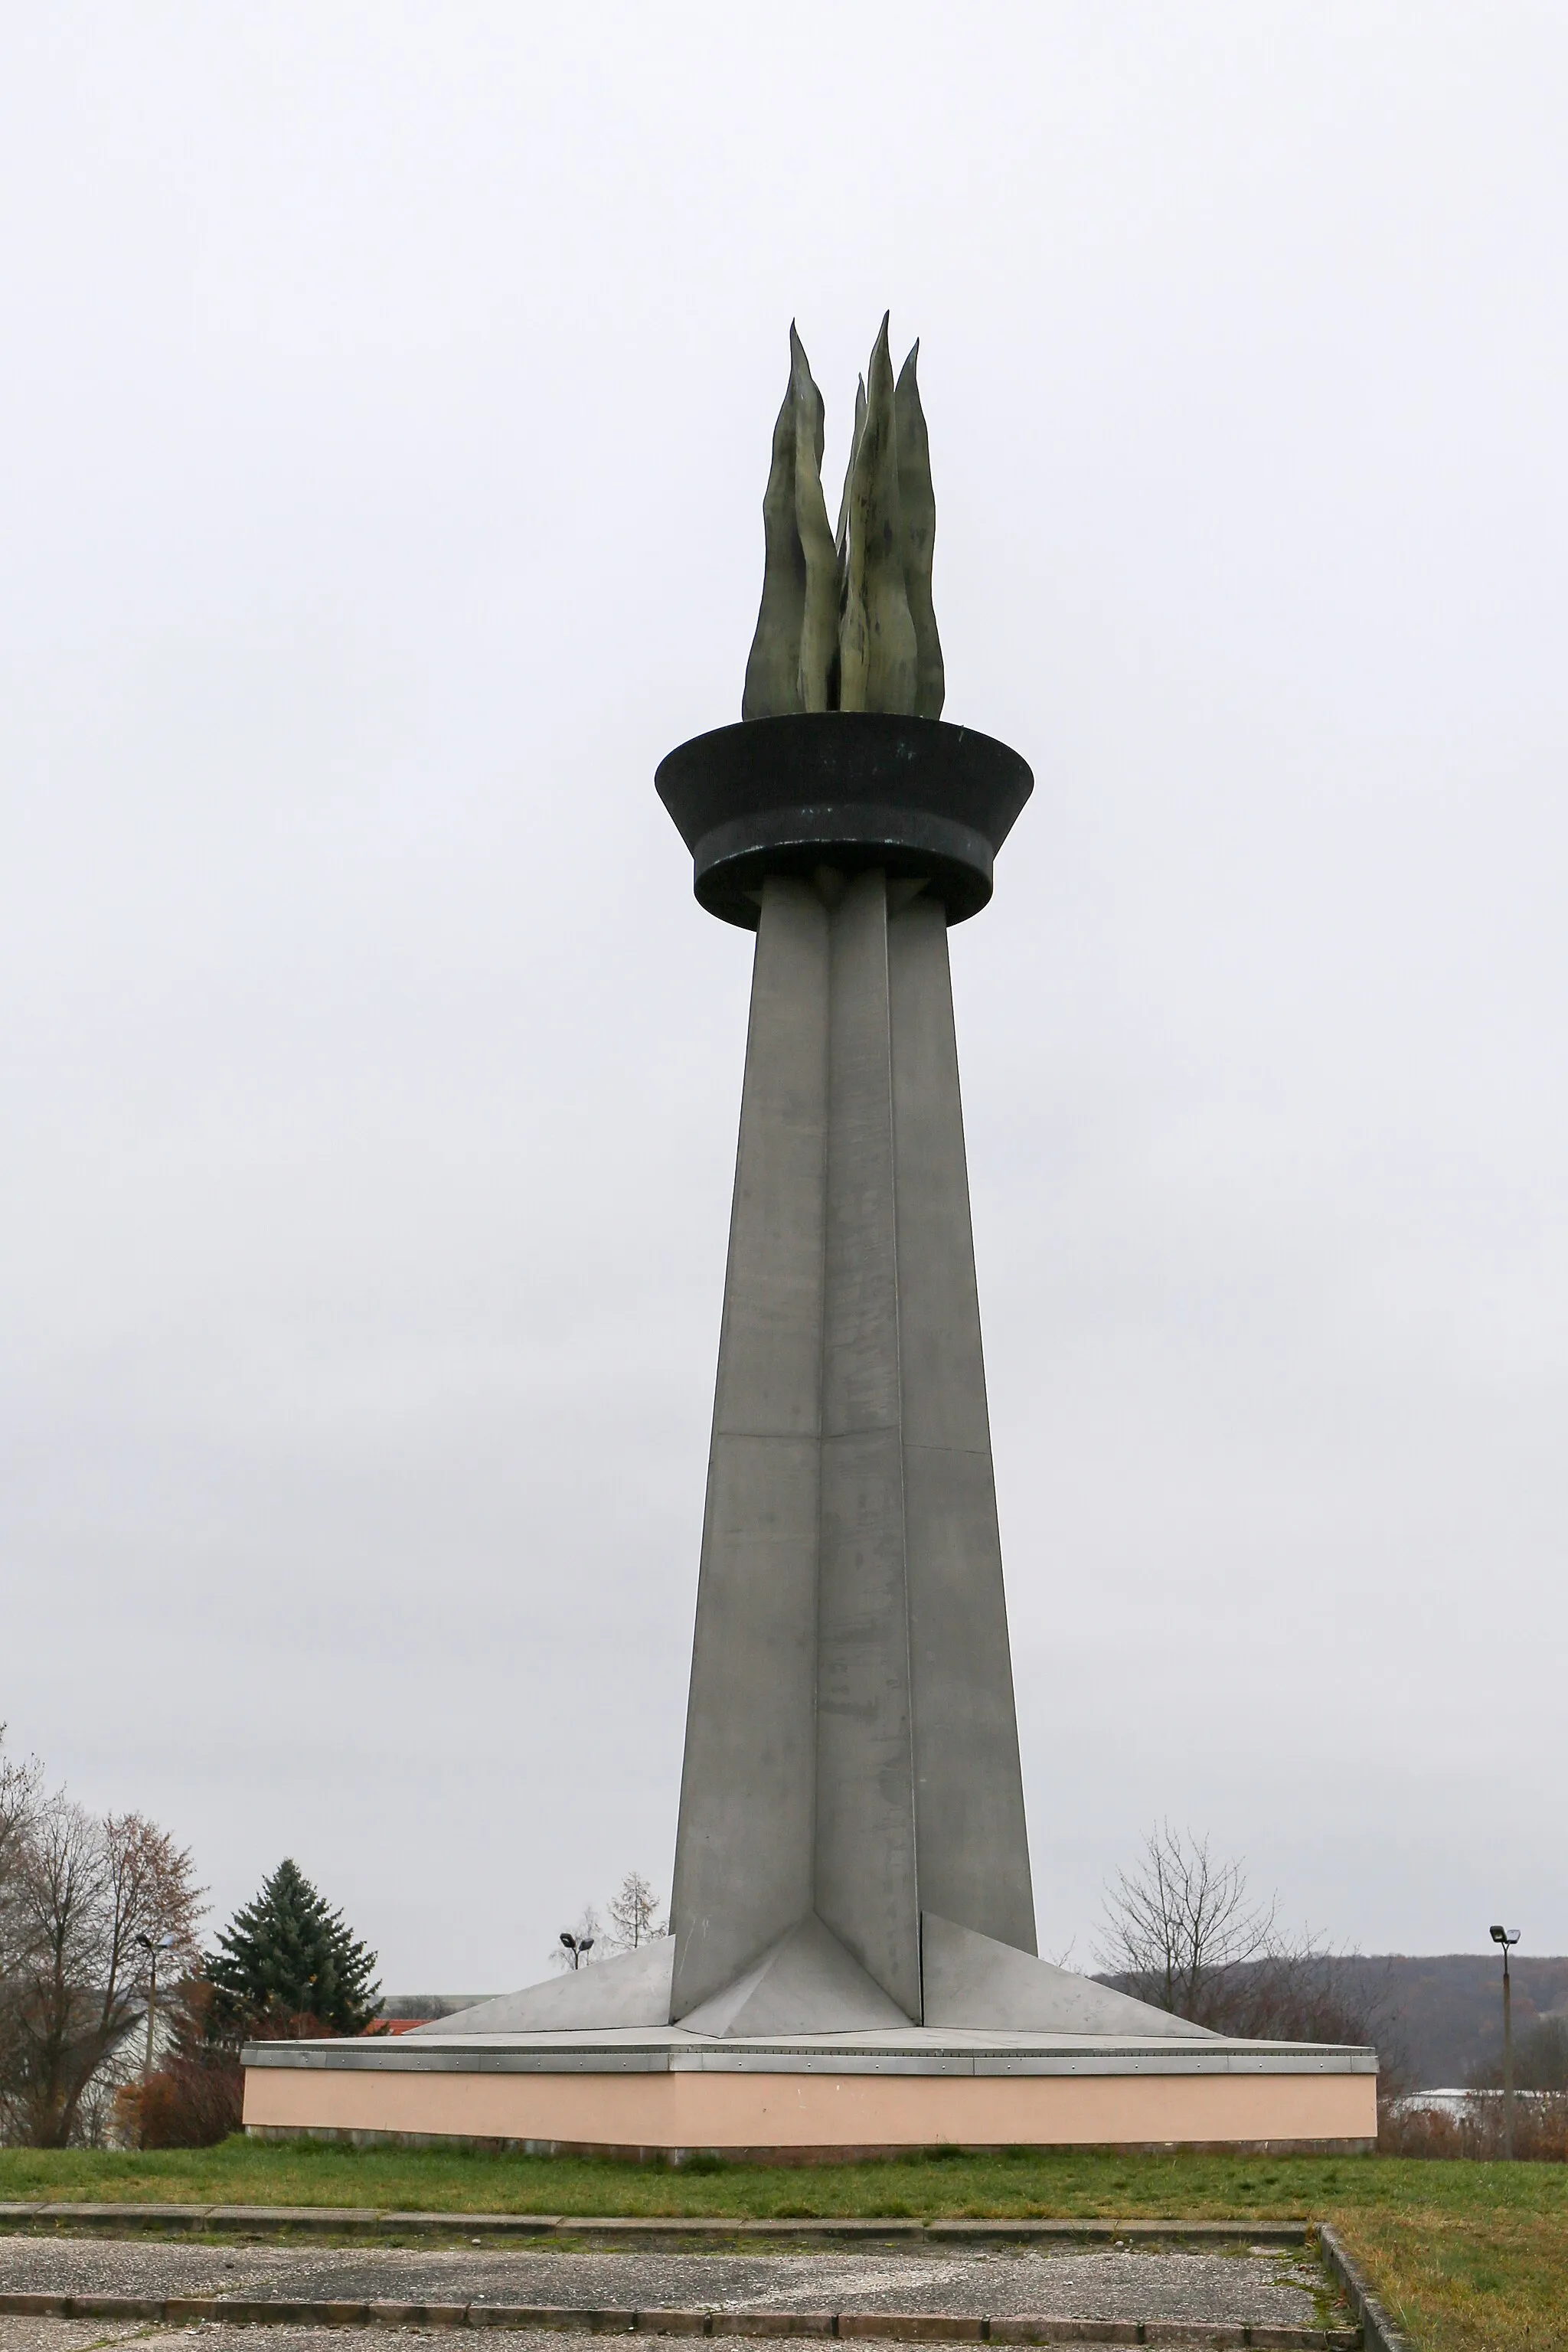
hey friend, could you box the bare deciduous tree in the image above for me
[0,1733,42,1970]
[606,1871,665,1952]
[0,1731,41,1880]
[1097,1821,1276,2026]
[0,1751,203,2147]
[0,1732,44,2115]
[1096,1822,1404,2087]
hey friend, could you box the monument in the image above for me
[243,321,1376,2154]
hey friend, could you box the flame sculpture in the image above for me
[742,316,944,722]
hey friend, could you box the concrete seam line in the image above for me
[1317,2223,1409,2352]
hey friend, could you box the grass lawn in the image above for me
[1,2141,1563,2350]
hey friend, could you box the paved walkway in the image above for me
[0,2235,1334,2337]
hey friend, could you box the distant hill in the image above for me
[1099,1954,1568,2088]
[1350,1955,1568,2088]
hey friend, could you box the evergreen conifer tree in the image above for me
[205,1858,381,2034]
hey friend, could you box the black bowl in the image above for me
[655,712,1034,929]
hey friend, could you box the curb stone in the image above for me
[0,2208,1310,2252]
[0,2290,1361,2348]
[1315,2228,1408,2352]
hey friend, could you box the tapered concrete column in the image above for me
[668,877,830,2020]
[889,893,1035,1955]
[669,864,1033,2024]
[815,871,920,2018]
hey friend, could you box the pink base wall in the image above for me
[243,2063,1375,2154]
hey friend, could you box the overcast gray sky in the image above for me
[3,5,1565,1991]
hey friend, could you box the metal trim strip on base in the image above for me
[242,2043,1377,2080]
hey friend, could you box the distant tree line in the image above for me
[1468,2016,1568,2093]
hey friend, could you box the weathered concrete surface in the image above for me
[669,878,830,2021]
[815,871,920,2017]
[407,874,1220,2053]
[677,1915,909,2037]
[422,1944,675,2036]
[887,897,1033,1958]
[277,858,1370,2131]
[919,1918,1211,2040]
[669,869,1034,2028]
[410,1914,1222,2043]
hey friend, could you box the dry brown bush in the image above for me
[1380,2089,1568,2161]
[109,1975,325,2149]
[114,2056,243,2150]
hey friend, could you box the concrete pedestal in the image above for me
[671,868,1034,2023]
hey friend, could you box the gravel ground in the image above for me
[0,2323,151,2352]
[0,2236,1331,2331]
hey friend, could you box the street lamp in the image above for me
[132,1931,178,2151]
[559,1931,595,1971]
[1490,1925,1521,2158]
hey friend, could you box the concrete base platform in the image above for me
[244,1929,1375,2158]
[243,2025,1376,2159]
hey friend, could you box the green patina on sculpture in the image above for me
[742,315,944,722]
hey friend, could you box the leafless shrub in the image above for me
[1377,2099,1468,2158]
[1380,2089,1568,2161]
[1204,1948,1407,2082]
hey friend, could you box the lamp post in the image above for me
[133,1931,177,2150]
[1490,1925,1521,2158]
[559,1931,594,1971]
